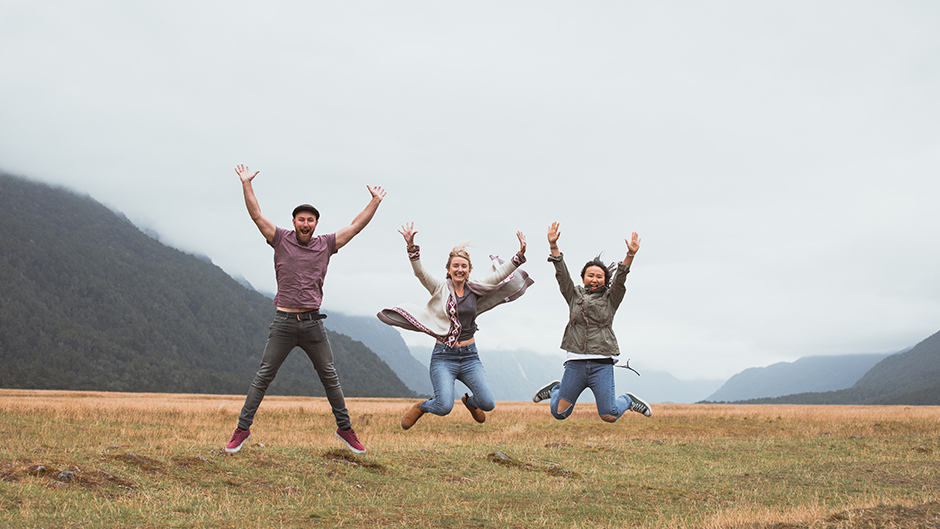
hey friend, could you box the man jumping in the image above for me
[226,164,385,454]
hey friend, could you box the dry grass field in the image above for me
[1,389,938,528]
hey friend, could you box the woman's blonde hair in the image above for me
[445,241,472,277]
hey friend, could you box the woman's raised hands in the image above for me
[547,222,561,246]
[399,222,418,247]
[626,232,641,256]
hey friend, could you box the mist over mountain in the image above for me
[0,171,415,398]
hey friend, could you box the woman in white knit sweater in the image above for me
[378,222,532,430]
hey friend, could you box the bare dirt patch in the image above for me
[0,458,135,492]
[487,451,583,479]
[321,449,386,471]
[767,501,940,529]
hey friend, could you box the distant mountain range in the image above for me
[703,353,895,402]
[723,331,940,405]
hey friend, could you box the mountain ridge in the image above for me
[713,331,940,405]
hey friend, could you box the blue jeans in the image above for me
[550,359,633,422]
[421,342,495,416]
[237,312,351,431]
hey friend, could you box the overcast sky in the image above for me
[2,1,939,380]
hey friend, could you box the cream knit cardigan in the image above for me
[377,245,534,347]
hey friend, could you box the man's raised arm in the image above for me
[236,164,277,243]
[335,185,386,249]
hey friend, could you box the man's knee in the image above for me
[600,414,618,423]
[315,364,340,386]
[558,399,572,414]
[251,365,278,388]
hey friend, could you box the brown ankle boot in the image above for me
[462,394,485,424]
[401,402,425,430]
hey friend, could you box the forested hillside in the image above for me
[323,312,433,396]
[0,172,416,398]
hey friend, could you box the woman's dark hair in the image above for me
[580,258,610,286]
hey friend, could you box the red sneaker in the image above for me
[225,428,251,453]
[335,428,366,454]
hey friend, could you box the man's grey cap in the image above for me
[292,204,320,220]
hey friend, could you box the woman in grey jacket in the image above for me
[378,222,533,430]
[532,222,652,422]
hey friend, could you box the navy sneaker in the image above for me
[626,393,652,417]
[532,380,560,403]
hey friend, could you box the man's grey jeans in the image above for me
[237,312,351,430]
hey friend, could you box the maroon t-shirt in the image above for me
[268,227,337,309]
